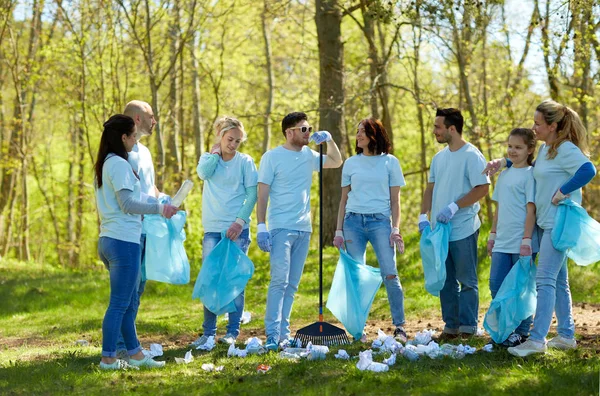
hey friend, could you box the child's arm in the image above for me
[520,203,536,256]
[487,202,498,256]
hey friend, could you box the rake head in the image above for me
[294,321,350,346]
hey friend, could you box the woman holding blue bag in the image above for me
[95,115,178,370]
[486,128,539,348]
[333,118,408,343]
[483,100,596,356]
[192,116,258,348]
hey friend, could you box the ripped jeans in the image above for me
[342,212,405,327]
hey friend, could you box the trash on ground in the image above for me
[245,337,266,355]
[356,349,389,372]
[224,311,252,325]
[482,343,494,353]
[413,329,436,345]
[227,343,249,358]
[335,349,350,360]
[196,336,216,351]
[383,353,397,366]
[175,350,194,364]
[143,343,164,358]
[371,329,402,353]
[201,363,224,372]
[74,340,89,347]
[306,342,329,360]
[257,364,271,373]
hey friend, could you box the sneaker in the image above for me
[190,335,210,348]
[218,334,237,345]
[129,355,166,368]
[393,327,408,343]
[265,336,278,352]
[500,333,527,348]
[434,332,459,343]
[508,339,547,357]
[99,359,139,371]
[547,335,577,350]
[116,349,130,363]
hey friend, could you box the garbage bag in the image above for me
[192,235,254,315]
[419,223,451,296]
[143,211,190,284]
[552,199,600,266]
[326,249,382,340]
[483,256,536,344]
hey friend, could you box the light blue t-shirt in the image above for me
[429,142,490,242]
[342,153,406,215]
[534,141,590,229]
[258,145,321,232]
[127,141,155,197]
[491,166,539,254]
[95,155,142,244]
[199,151,258,233]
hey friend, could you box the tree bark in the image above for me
[316,0,345,246]
[261,0,274,153]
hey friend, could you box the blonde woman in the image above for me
[484,100,596,356]
[192,116,258,347]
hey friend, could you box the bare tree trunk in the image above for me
[412,1,427,197]
[361,4,379,119]
[261,0,274,153]
[67,120,77,265]
[316,0,345,245]
[167,0,182,183]
[75,122,85,266]
[189,35,204,161]
[20,157,30,261]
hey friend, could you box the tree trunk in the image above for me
[316,0,345,246]
[167,0,182,183]
[412,1,427,197]
[261,0,274,153]
[189,35,205,161]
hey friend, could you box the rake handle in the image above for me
[319,143,323,317]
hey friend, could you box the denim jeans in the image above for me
[342,212,405,327]
[98,236,142,358]
[529,229,575,343]
[440,230,479,334]
[264,228,311,341]
[116,233,146,351]
[490,252,537,337]
[202,229,250,337]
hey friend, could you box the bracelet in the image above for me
[488,232,496,241]
[335,230,344,238]
[392,227,400,234]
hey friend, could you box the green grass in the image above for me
[1,234,600,395]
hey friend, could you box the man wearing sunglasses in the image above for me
[257,111,342,351]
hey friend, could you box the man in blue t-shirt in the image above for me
[419,108,490,340]
[257,111,342,351]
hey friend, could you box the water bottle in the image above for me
[402,348,419,362]
[171,180,194,207]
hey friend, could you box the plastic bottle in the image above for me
[171,180,194,206]
[402,348,419,362]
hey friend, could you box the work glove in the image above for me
[309,131,332,145]
[390,227,405,254]
[333,230,344,249]
[418,214,430,234]
[226,218,244,241]
[257,223,272,252]
[520,238,532,257]
[481,158,507,176]
[436,202,459,224]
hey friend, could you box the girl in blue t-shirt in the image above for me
[333,118,408,343]
[486,128,538,347]
[192,116,258,349]
[95,115,178,370]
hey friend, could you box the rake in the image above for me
[294,142,350,347]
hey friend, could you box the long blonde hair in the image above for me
[214,116,247,142]
[536,99,589,159]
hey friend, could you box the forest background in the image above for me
[0,0,599,268]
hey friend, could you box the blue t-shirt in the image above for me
[342,153,406,215]
[534,142,590,229]
[491,166,539,254]
[258,145,321,232]
[95,155,142,244]
[429,142,490,242]
[199,151,258,233]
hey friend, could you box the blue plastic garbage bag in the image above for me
[325,249,382,340]
[483,256,537,344]
[143,211,190,284]
[192,235,254,316]
[419,223,451,296]
[552,199,600,266]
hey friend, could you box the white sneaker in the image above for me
[508,339,547,357]
[218,334,237,345]
[99,359,139,370]
[190,335,210,348]
[129,355,166,368]
[547,335,577,350]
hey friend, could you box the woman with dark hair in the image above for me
[95,114,178,370]
[333,118,408,342]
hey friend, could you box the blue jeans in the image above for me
[116,234,146,351]
[440,230,479,334]
[264,228,311,341]
[490,252,537,337]
[202,229,250,337]
[529,229,575,343]
[98,236,142,358]
[342,212,405,327]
